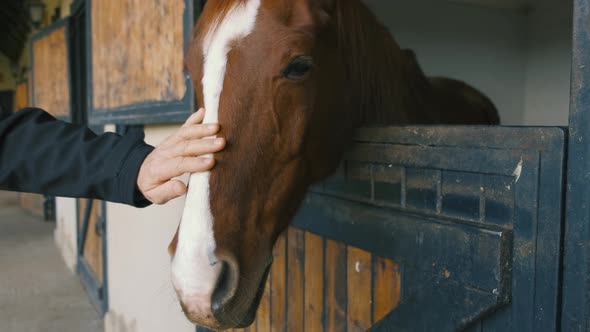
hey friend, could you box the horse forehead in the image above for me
[202,0,263,52]
[199,0,298,43]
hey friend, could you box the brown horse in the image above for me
[169,0,499,329]
[400,48,500,125]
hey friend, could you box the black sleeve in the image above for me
[0,108,154,207]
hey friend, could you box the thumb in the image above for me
[144,180,187,205]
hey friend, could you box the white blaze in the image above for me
[171,0,261,308]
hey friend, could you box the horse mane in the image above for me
[190,0,494,125]
[333,0,436,126]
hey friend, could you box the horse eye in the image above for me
[281,56,313,81]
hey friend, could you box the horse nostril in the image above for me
[211,256,239,313]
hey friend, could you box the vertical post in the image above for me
[43,195,56,221]
[562,0,590,329]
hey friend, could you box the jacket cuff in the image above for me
[118,142,155,208]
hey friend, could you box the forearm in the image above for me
[0,108,153,207]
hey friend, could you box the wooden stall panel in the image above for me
[373,257,401,323]
[256,260,271,332]
[347,247,372,332]
[32,26,70,117]
[305,232,324,332]
[91,0,186,110]
[85,200,103,282]
[238,227,401,332]
[287,228,305,332]
[78,199,104,283]
[325,239,348,332]
[78,198,87,228]
[13,81,28,112]
[270,232,286,332]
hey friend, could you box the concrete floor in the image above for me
[0,191,103,332]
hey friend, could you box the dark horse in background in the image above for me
[168,0,500,329]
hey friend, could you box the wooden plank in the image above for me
[304,232,324,332]
[372,257,401,323]
[256,270,271,332]
[13,81,28,112]
[270,232,287,332]
[78,199,87,228]
[248,318,256,332]
[325,239,347,332]
[32,26,69,117]
[287,228,304,332]
[347,247,372,332]
[83,200,103,284]
[91,0,186,110]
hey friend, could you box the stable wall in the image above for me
[104,125,193,332]
[367,0,572,125]
[55,198,77,272]
[522,1,572,125]
[368,0,527,124]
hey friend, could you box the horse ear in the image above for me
[318,0,336,11]
[292,0,336,26]
[311,0,336,23]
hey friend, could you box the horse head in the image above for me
[169,0,353,328]
[168,0,499,329]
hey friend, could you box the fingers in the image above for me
[144,179,188,205]
[153,156,215,182]
[182,108,205,127]
[176,137,226,157]
[163,108,221,147]
[165,123,219,146]
[136,107,226,205]
[181,108,220,137]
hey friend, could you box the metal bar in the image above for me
[561,0,590,330]
[78,257,104,315]
[100,200,109,315]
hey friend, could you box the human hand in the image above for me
[137,108,225,204]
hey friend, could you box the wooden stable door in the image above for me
[13,81,28,112]
[221,228,401,332]
[77,198,108,313]
[70,0,108,313]
[208,126,566,332]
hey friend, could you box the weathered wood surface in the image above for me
[287,228,305,332]
[305,232,324,332]
[32,26,70,117]
[373,257,401,324]
[231,227,401,331]
[325,239,348,332]
[13,81,28,112]
[270,232,287,332]
[78,199,104,283]
[91,0,187,110]
[347,247,372,332]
